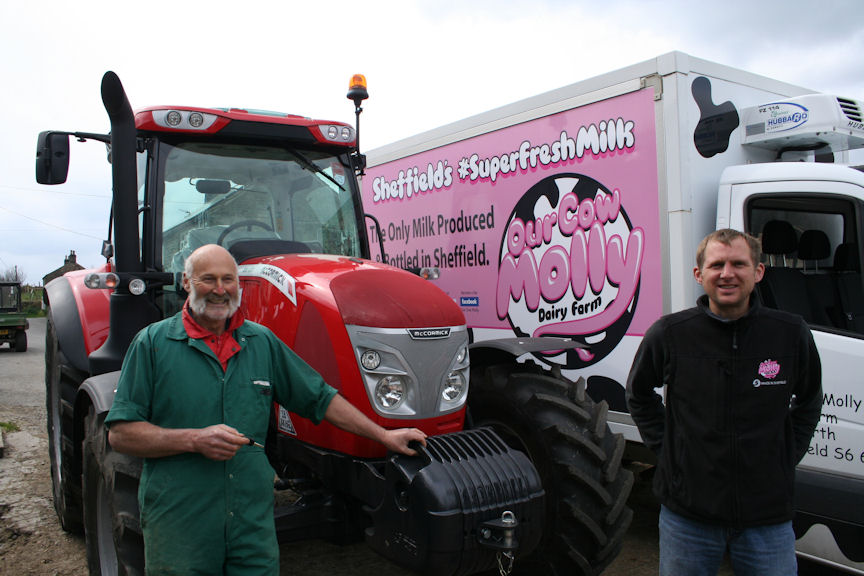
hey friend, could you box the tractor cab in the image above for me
[141,136,367,317]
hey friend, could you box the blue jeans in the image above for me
[659,506,797,576]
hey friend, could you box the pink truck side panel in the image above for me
[363,88,661,369]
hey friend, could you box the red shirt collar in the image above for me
[182,301,245,339]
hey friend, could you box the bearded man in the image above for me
[106,244,425,575]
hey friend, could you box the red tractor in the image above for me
[37,72,631,576]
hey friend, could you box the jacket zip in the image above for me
[730,323,741,528]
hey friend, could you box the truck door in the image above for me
[726,176,864,573]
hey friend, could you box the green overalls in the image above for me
[106,312,337,575]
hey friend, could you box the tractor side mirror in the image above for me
[36,131,71,185]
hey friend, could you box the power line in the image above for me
[2,230,96,234]
[0,183,110,199]
[0,205,104,240]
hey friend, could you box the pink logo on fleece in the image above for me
[758,359,780,379]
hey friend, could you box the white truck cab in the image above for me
[721,159,864,573]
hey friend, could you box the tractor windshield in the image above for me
[158,141,363,274]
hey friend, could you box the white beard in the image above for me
[188,289,240,321]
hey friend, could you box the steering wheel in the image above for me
[216,220,274,246]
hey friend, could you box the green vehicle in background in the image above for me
[0,282,28,352]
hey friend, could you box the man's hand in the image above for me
[109,420,249,460]
[324,394,428,456]
[382,428,427,456]
[192,424,250,461]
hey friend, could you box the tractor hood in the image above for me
[236,254,469,429]
[237,254,465,329]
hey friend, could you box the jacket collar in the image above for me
[697,293,760,324]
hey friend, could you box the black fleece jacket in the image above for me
[626,295,822,527]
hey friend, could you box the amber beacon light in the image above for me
[347,74,369,175]
[347,74,368,105]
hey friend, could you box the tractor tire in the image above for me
[468,363,634,576]
[46,313,84,533]
[13,329,27,352]
[83,405,144,576]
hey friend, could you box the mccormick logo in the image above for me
[758,359,780,379]
[408,328,451,340]
[238,264,297,306]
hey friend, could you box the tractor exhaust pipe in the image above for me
[90,72,158,375]
[100,71,142,274]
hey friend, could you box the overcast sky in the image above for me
[2,0,862,284]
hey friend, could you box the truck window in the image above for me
[747,195,863,335]
[0,284,20,311]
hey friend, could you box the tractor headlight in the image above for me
[128,277,146,296]
[456,346,468,364]
[188,112,205,128]
[375,376,405,409]
[360,349,381,370]
[165,110,182,126]
[152,109,219,131]
[319,123,355,143]
[84,272,119,290]
[441,371,466,403]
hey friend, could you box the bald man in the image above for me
[107,244,426,575]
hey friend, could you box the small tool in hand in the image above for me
[246,437,264,449]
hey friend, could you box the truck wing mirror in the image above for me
[35,131,71,185]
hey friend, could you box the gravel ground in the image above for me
[0,317,88,576]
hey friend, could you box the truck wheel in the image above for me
[468,363,634,576]
[14,330,27,352]
[46,313,84,533]
[83,405,144,576]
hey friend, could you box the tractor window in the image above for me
[158,142,362,276]
[137,150,148,264]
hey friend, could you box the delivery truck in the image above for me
[362,51,864,574]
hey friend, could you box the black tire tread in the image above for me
[83,406,144,576]
[14,330,27,352]
[543,423,607,464]
[469,362,633,576]
[46,313,84,533]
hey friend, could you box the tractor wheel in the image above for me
[83,405,144,576]
[46,313,83,533]
[13,330,27,352]
[468,363,634,576]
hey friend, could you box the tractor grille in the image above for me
[424,428,535,511]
